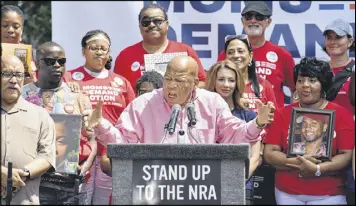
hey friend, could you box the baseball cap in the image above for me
[241,1,272,16]
[300,113,328,124]
[323,19,353,37]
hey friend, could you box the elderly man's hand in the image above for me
[241,93,253,108]
[255,99,275,125]
[82,100,104,130]
[1,167,28,189]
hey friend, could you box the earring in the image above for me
[248,61,252,66]
[321,91,326,98]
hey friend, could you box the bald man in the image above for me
[85,56,275,145]
[1,55,56,204]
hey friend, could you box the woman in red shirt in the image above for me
[69,29,135,205]
[224,34,278,112]
[264,57,354,204]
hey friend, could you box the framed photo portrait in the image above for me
[2,43,32,73]
[286,108,335,161]
[50,114,82,175]
[144,52,188,76]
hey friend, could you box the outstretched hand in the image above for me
[255,99,275,125]
[82,100,104,130]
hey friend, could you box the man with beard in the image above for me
[292,114,328,156]
[22,42,97,205]
[1,55,56,204]
[218,1,296,108]
[218,2,296,204]
[113,3,207,92]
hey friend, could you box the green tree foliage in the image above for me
[1,1,51,48]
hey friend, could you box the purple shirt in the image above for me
[95,88,263,145]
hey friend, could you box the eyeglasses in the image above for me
[243,13,269,21]
[87,46,109,54]
[1,71,26,80]
[40,58,66,66]
[140,17,167,27]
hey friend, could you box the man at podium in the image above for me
[85,56,275,145]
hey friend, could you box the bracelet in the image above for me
[255,118,266,129]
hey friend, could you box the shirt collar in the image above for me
[1,96,29,114]
[83,66,109,79]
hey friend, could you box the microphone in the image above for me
[168,104,181,135]
[186,103,197,126]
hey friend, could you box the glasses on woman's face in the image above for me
[87,46,109,54]
[243,13,269,21]
[140,17,166,27]
[40,58,66,67]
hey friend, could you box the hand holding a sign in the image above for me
[255,99,275,126]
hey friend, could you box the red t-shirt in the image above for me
[113,40,207,92]
[218,41,295,108]
[69,66,136,155]
[243,77,278,112]
[331,60,355,113]
[264,102,355,196]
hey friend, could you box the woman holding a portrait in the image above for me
[263,57,355,205]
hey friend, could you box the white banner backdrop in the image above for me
[52,1,355,71]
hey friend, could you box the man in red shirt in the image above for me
[113,4,206,92]
[217,2,295,108]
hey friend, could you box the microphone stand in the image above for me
[160,123,170,144]
[6,162,13,205]
[187,122,201,144]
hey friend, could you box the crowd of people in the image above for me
[1,1,355,205]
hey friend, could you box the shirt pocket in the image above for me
[22,126,38,159]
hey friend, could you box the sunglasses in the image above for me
[225,34,252,51]
[140,17,166,27]
[225,34,249,42]
[243,13,269,21]
[40,58,66,66]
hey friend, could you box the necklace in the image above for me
[299,99,328,109]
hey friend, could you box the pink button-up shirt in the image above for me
[96,88,262,145]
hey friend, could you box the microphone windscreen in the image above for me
[186,103,194,109]
[172,104,182,111]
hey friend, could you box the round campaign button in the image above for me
[131,61,140,72]
[72,72,84,81]
[266,51,278,63]
[114,77,124,86]
[64,104,74,114]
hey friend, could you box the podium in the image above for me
[107,143,250,205]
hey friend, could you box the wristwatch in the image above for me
[314,164,321,177]
[22,168,31,181]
